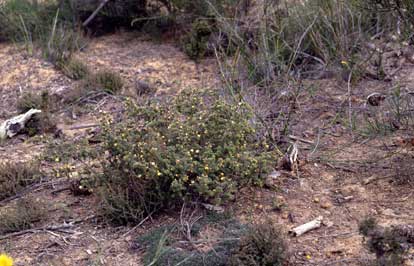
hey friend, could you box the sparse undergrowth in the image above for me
[228,220,289,266]
[16,90,57,136]
[0,198,47,234]
[98,89,276,224]
[58,57,90,80]
[82,70,124,94]
[359,217,414,266]
[0,161,41,201]
[138,211,246,266]
[137,211,289,266]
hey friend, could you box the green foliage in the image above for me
[359,217,411,266]
[58,57,90,80]
[43,138,98,163]
[0,198,47,234]
[228,221,288,266]
[182,19,214,60]
[0,0,86,80]
[137,213,247,266]
[98,89,275,224]
[16,90,57,136]
[359,217,378,236]
[0,0,75,43]
[82,70,124,94]
[360,87,414,137]
[0,161,41,201]
[16,92,44,114]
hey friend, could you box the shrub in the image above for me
[0,0,76,44]
[228,221,288,266]
[0,198,47,234]
[137,212,247,266]
[182,19,214,60]
[81,70,124,94]
[58,57,90,80]
[98,89,276,224]
[0,161,41,201]
[16,90,57,136]
[16,92,44,114]
[43,138,98,163]
[359,217,414,266]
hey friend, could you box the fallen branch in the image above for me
[69,124,100,130]
[0,179,58,207]
[82,0,110,27]
[0,215,96,240]
[289,216,323,237]
[289,135,314,145]
[121,213,153,237]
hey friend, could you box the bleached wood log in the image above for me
[0,109,42,140]
[289,216,323,237]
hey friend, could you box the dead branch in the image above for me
[288,135,314,145]
[121,213,153,237]
[69,124,100,130]
[0,215,96,240]
[82,0,110,27]
[289,216,323,237]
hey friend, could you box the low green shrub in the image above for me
[359,217,414,266]
[0,161,41,201]
[137,212,247,266]
[16,92,44,114]
[43,138,98,163]
[81,70,124,94]
[0,0,75,43]
[228,221,288,266]
[58,57,90,80]
[16,90,57,136]
[0,197,47,234]
[98,89,276,224]
[182,19,214,60]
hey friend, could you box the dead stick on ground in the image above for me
[0,215,96,240]
[69,124,100,130]
[289,216,323,237]
[0,179,59,207]
[82,0,110,27]
[121,213,153,237]
[288,135,314,145]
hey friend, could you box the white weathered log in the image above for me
[0,109,42,140]
[289,216,323,237]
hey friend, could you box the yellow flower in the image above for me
[55,157,60,162]
[341,60,349,66]
[305,254,311,260]
[0,254,13,266]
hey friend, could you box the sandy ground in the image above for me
[0,33,414,266]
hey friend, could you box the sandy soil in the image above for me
[0,32,413,266]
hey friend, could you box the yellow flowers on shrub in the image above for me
[0,254,14,266]
[99,89,276,224]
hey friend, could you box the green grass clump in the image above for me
[359,217,414,266]
[0,198,47,234]
[228,221,289,266]
[58,58,90,80]
[16,90,57,136]
[82,70,124,94]
[98,89,276,224]
[0,161,41,201]
[182,19,214,60]
[0,0,75,44]
[137,213,248,266]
